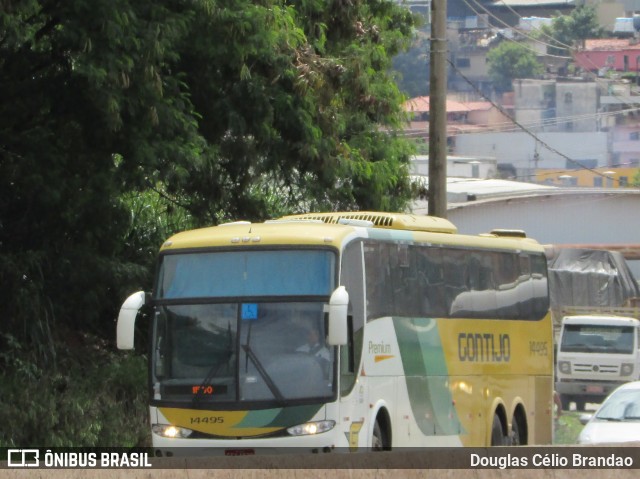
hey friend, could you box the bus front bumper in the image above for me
[151,427,350,456]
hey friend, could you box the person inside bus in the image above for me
[296,326,331,378]
[296,326,330,360]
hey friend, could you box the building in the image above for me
[535,166,639,186]
[584,0,632,33]
[487,0,575,28]
[403,96,509,131]
[410,177,640,277]
[411,155,497,178]
[449,77,640,180]
[574,39,640,74]
[453,130,609,177]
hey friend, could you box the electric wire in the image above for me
[478,0,640,109]
[445,58,622,183]
[460,0,572,59]
[492,0,576,51]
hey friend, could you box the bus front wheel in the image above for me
[371,419,390,451]
[490,414,506,446]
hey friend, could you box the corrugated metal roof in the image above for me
[412,176,555,197]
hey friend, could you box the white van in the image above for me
[555,315,640,411]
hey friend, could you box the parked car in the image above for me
[577,381,640,445]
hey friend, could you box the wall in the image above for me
[555,83,599,133]
[453,131,609,173]
[447,191,640,277]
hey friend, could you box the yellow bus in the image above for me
[117,212,553,455]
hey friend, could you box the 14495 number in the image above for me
[190,416,224,424]
[529,341,548,356]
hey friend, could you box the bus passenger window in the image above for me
[341,241,365,396]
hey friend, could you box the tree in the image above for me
[1,0,419,446]
[170,0,419,221]
[0,1,200,356]
[1,0,418,349]
[487,41,544,92]
[538,5,604,56]
[392,20,430,98]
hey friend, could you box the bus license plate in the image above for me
[225,449,255,456]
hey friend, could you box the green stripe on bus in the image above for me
[394,317,464,436]
[237,404,323,428]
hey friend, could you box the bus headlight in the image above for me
[558,361,571,374]
[287,420,335,436]
[152,424,194,438]
[620,363,634,377]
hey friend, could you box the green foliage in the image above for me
[413,138,429,155]
[391,17,429,98]
[554,411,585,445]
[169,0,418,222]
[0,334,149,447]
[1,0,418,446]
[119,184,196,268]
[538,5,604,56]
[487,41,544,92]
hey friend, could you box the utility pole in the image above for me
[428,0,447,218]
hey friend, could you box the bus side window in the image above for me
[518,254,534,319]
[443,248,469,315]
[416,246,446,318]
[341,241,365,397]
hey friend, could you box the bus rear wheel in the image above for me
[510,417,522,446]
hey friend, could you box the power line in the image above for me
[446,58,623,184]
[450,106,640,133]
[460,0,572,59]
[485,1,640,110]
[493,0,575,52]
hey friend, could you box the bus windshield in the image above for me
[151,249,336,405]
[156,249,334,298]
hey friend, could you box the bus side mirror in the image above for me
[117,291,146,350]
[326,286,349,346]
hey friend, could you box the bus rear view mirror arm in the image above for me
[117,291,147,350]
[326,286,348,346]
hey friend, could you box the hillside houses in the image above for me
[402,1,640,187]
[574,39,640,74]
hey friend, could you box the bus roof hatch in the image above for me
[280,212,457,234]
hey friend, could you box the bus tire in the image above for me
[371,417,391,451]
[560,394,571,411]
[509,417,522,446]
[490,414,505,446]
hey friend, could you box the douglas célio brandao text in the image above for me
[470,452,634,469]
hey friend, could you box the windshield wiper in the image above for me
[192,322,234,404]
[242,321,285,403]
[192,351,233,405]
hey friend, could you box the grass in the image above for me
[554,410,590,445]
